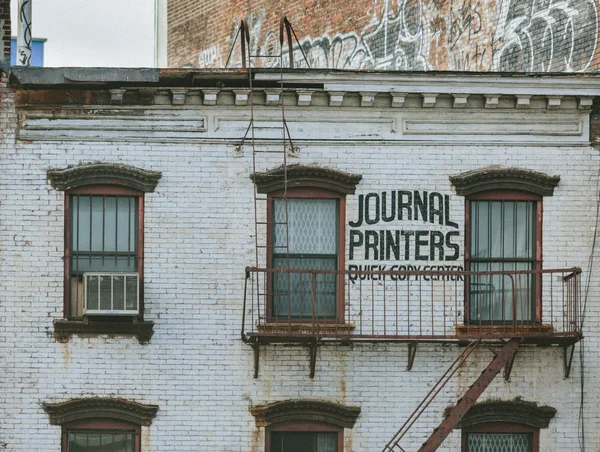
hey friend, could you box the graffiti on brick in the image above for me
[223,0,600,72]
[495,0,599,72]
[198,45,222,68]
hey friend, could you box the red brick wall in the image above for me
[167,0,600,72]
[0,0,10,61]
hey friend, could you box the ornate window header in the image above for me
[450,166,560,197]
[454,400,556,429]
[249,400,361,428]
[48,163,162,192]
[44,398,159,426]
[251,165,362,194]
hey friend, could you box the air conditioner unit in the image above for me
[83,272,139,316]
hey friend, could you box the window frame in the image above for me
[266,187,346,324]
[266,421,343,452]
[464,190,543,325]
[64,184,145,321]
[461,422,539,452]
[61,418,141,452]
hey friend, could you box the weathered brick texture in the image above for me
[0,0,11,62]
[168,0,600,72]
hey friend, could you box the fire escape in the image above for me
[230,19,584,451]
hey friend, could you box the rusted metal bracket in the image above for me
[407,343,418,371]
[563,344,576,379]
[309,339,318,379]
[225,19,250,68]
[252,339,260,379]
[417,339,520,452]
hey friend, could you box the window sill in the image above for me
[257,322,355,336]
[54,319,154,344]
[455,324,553,336]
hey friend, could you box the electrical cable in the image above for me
[578,155,600,452]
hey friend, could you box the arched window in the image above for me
[44,398,159,452]
[48,163,161,343]
[250,400,361,452]
[253,165,361,323]
[456,400,556,452]
[450,167,560,325]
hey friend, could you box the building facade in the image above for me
[1,63,599,451]
[164,0,600,72]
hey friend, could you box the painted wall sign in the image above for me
[348,190,463,281]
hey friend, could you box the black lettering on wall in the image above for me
[415,231,429,261]
[445,231,460,261]
[365,193,380,225]
[386,230,400,260]
[430,231,445,260]
[398,191,412,221]
[348,194,364,227]
[382,191,396,222]
[365,230,379,260]
[429,192,444,225]
[349,230,363,260]
[401,230,414,260]
[414,191,428,222]
[445,195,459,228]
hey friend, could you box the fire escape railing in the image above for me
[242,267,582,342]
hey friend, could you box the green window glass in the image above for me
[271,431,337,452]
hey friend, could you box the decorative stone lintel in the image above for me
[485,95,499,109]
[450,400,556,429]
[360,91,376,107]
[296,90,314,107]
[328,91,345,107]
[44,398,159,426]
[390,92,406,108]
[109,89,126,105]
[170,88,188,105]
[250,400,361,428]
[450,165,560,197]
[264,89,281,106]
[546,96,562,110]
[47,163,162,193]
[202,89,219,106]
[234,89,250,106]
[53,319,155,345]
[422,93,438,108]
[452,94,469,108]
[252,164,362,194]
[516,95,531,109]
[579,97,594,110]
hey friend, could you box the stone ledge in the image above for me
[44,398,159,426]
[250,400,361,428]
[54,319,154,344]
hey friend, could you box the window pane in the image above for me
[467,432,533,452]
[74,196,91,252]
[273,257,337,319]
[273,199,338,254]
[67,431,135,452]
[271,431,337,452]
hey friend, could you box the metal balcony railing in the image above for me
[242,267,582,345]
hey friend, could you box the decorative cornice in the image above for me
[450,166,560,196]
[44,398,159,426]
[47,163,162,192]
[249,400,361,428]
[251,164,362,194]
[451,400,556,429]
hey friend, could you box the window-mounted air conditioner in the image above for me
[83,272,139,316]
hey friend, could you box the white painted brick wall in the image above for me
[1,74,600,451]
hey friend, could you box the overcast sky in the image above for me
[11,0,155,67]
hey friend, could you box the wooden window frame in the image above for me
[266,421,343,452]
[461,422,539,452]
[61,418,141,452]
[464,190,543,325]
[64,184,145,321]
[266,187,346,324]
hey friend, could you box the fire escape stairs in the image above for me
[383,338,521,452]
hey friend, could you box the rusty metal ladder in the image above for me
[383,339,520,451]
[228,17,311,377]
